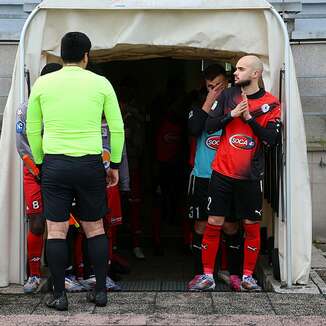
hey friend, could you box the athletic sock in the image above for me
[27,231,44,277]
[202,224,222,275]
[82,236,92,279]
[74,231,84,279]
[220,237,228,271]
[192,232,203,275]
[87,234,109,292]
[225,231,243,276]
[46,239,68,295]
[243,223,261,276]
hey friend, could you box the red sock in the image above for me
[27,231,44,277]
[74,231,84,279]
[220,238,228,271]
[243,223,261,276]
[202,224,222,274]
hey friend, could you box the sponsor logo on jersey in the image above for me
[211,100,218,111]
[163,132,180,143]
[16,121,24,134]
[110,216,122,225]
[261,103,270,113]
[229,134,256,150]
[205,135,220,150]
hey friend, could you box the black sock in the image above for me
[46,239,68,296]
[87,234,109,292]
[192,232,203,275]
[225,232,243,276]
[82,236,93,279]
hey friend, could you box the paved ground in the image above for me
[1,292,326,325]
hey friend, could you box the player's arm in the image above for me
[244,102,281,147]
[119,144,131,192]
[26,80,44,164]
[246,118,281,147]
[205,96,233,134]
[188,106,209,137]
[16,102,31,160]
[103,80,125,169]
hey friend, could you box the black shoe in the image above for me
[86,290,107,307]
[45,291,68,311]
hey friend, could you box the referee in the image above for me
[26,32,124,310]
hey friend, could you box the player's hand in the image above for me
[240,90,252,121]
[106,168,119,187]
[202,83,224,113]
[231,100,248,118]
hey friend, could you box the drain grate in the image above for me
[118,280,231,292]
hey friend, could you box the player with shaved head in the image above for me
[189,55,281,291]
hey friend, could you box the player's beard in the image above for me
[235,79,251,87]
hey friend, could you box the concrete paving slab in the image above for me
[268,293,326,316]
[212,292,275,315]
[0,313,147,326]
[95,303,155,315]
[0,284,24,294]
[257,255,321,294]
[33,293,94,316]
[0,294,42,315]
[2,313,326,326]
[155,292,213,315]
[312,245,326,269]
[107,292,156,305]
[148,313,284,325]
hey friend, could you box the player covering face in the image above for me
[188,55,281,292]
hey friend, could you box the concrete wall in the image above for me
[292,43,326,241]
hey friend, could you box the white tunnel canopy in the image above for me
[0,0,311,287]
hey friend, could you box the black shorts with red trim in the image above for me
[207,170,263,221]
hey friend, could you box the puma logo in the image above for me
[247,246,257,252]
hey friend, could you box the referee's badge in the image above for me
[102,148,111,170]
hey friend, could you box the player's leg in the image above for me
[188,172,232,291]
[236,179,263,292]
[23,167,45,293]
[223,220,242,291]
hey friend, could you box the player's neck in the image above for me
[242,83,260,96]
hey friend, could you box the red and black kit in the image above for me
[206,87,281,181]
[205,87,281,220]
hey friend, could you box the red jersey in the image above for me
[155,116,183,162]
[212,87,281,180]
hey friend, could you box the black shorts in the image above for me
[187,175,210,220]
[207,171,263,221]
[42,154,107,222]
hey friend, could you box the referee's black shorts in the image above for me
[41,154,107,222]
[207,170,263,221]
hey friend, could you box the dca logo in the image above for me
[229,134,256,150]
[206,136,220,150]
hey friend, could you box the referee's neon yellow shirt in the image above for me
[26,66,124,165]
